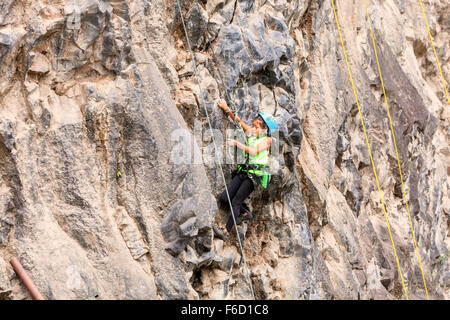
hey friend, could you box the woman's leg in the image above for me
[225,178,255,232]
[219,174,243,204]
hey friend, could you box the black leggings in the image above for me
[219,173,255,232]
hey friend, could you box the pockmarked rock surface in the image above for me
[0,0,448,299]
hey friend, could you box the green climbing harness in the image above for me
[238,135,272,188]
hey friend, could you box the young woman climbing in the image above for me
[213,99,277,242]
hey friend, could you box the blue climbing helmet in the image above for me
[258,112,278,136]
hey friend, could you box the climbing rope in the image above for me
[203,31,248,162]
[175,0,256,300]
[418,0,450,106]
[207,37,246,162]
[204,35,239,128]
[365,0,429,299]
[331,0,409,299]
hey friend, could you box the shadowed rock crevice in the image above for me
[0,137,23,246]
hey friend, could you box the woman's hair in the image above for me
[254,115,268,132]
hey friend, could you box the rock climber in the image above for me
[213,99,278,242]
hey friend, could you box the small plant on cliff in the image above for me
[437,253,448,265]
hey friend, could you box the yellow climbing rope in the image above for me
[331,0,409,299]
[364,0,429,299]
[418,0,450,106]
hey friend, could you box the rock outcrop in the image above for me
[0,0,448,300]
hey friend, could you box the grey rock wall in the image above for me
[0,0,448,300]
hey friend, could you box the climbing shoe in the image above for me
[237,211,253,225]
[213,226,229,242]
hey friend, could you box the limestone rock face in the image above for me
[0,0,448,300]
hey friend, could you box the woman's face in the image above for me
[251,118,265,136]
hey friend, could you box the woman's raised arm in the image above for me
[218,99,251,132]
